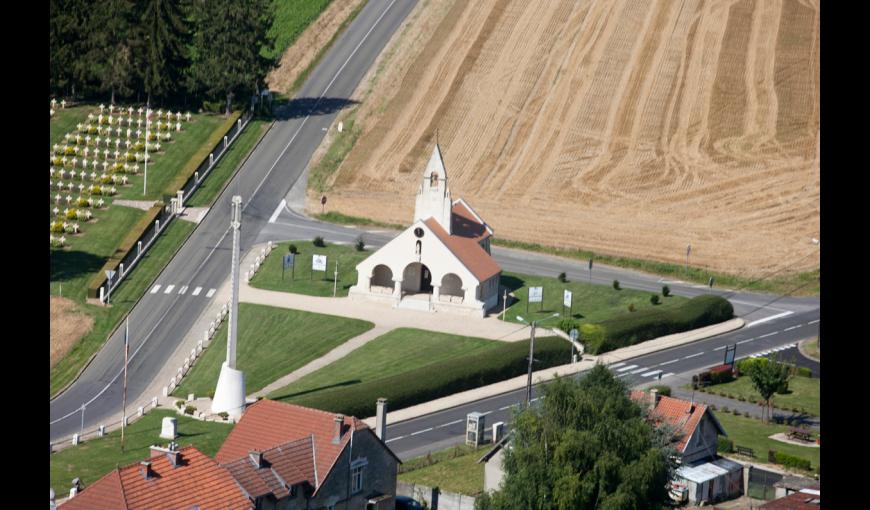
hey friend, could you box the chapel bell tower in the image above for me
[414,144,452,233]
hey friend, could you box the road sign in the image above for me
[283,254,295,269]
[312,254,327,272]
[724,344,737,366]
[106,270,116,281]
[563,290,572,308]
[528,287,543,303]
[569,329,578,342]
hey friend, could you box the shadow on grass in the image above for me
[271,379,361,402]
[50,249,107,285]
[500,275,525,292]
[276,97,359,121]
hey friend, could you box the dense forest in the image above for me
[49,0,277,113]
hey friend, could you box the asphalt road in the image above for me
[50,0,421,442]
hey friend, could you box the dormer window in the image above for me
[430,172,438,188]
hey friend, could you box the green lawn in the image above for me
[268,328,502,402]
[186,120,271,207]
[50,409,233,496]
[706,375,820,416]
[50,105,93,147]
[264,0,334,61]
[501,271,688,325]
[398,445,487,497]
[174,303,374,398]
[249,240,372,297]
[715,411,820,473]
[51,219,197,396]
[802,339,820,360]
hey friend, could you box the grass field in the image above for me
[716,411,820,473]
[173,303,374,398]
[268,328,502,402]
[51,219,196,396]
[50,105,93,147]
[186,120,271,207]
[501,271,689,325]
[249,240,371,297]
[704,375,820,417]
[50,409,233,496]
[398,444,486,497]
[801,339,820,360]
[264,0,334,61]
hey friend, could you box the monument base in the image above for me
[211,362,246,420]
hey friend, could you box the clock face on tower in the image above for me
[414,227,424,238]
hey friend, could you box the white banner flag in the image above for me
[563,290,572,308]
[529,286,543,303]
[312,254,327,272]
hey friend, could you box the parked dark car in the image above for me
[395,495,425,510]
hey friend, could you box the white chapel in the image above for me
[349,144,502,317]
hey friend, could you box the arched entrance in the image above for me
[371,264,393,288]
[402,262,433,294]
[440,273,463,297]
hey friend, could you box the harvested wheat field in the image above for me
[50,296,93,369]
[310,0,820,277]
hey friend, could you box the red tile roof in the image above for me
[223,436,315,499]
[760,491,821,509]
[215,400,368,492]
[451,200,491,241]
[59,446,251,510]
[424,218,501,282]
[630,391,724,453]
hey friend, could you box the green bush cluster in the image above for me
[313,236,326,247]
[583,295,733,354]
[796,367,813,378]
[650,385,671,397]
[287,336,570,418]
[768,450,812,471]
[717,436,733,453]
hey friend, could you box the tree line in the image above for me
[50,0,276,113]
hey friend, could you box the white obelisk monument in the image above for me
[211,195,246,419]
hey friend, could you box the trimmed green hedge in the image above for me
[283,336,571,418]
[717,436,734,454]
[584,295,734,354]
[768,449,812,471]
[163,111,241,198]
[87,203,164,298]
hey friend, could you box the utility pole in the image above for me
[526,321,536,406]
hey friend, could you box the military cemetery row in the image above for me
[49,101,193,247]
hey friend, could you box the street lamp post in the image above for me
[517,313,560,406]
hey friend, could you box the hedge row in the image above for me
[283,336,571,418]
[717,436,734,454]
[768,449,812,471]
[87,203,165,299]
[579,295,734,354]
[163,111,241,199]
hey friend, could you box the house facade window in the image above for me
[352,465,364,494]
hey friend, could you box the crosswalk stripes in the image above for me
[192,286,202,296]
[164,284,175,294]
[205,288,216,298]
[179,285,188,295]
[150,284,161,294]
[149,283,217,298]
[617,364,638,372]
[609,362,626,369]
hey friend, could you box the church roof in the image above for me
[451,199,492,241]
[424,218,501,282]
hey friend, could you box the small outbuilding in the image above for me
[674,457,744,506]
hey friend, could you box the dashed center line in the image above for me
[658,359,679,366]
[807,319,820,325]
[758,332,778,339]
[616,365,638,372]
[410,427,433,436]
[713,345,727,351]
[737,338,755,345]
[385,435,405,443]
[437,419,462,428]
[630,367,648,374]
[178,285,188,295]
[683,352,704,359]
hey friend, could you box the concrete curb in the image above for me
[363,317,745,427]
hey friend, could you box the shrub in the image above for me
[797,367,813,378]
[355,236,366,252]
[175,400,184,409]
[50,222,65,233]
[628,303,636,313]
[101,176,113,184]
[218,412,229,421]
[708,364,734,385]
[722,406,729,413]
[738,396,746,402]
[288,336,570,418]
[66,209,79,220]
[184,405,196,415]
[744,411,750,417]
[650,294,660,305]
[613,280,620,290]
[749,396,757,404]
[558,318,580,335]
[583,295,734,354]
[313,236,326,247]
[650,385,671,397]
[557,272,567,283]
[710,404,717,411]
[732,408,741,415]
[717,436,733,453]
[769,450,812,471]
[288,244,298,254]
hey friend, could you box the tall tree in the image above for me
[747,356,791,422]
[477,366,671,510]
[140,0,190,105]
[84,0,137,104]
[50,0,91,98]
[189,0,275,115]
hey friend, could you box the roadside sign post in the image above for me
[686,244,691,275]
[333,261,339,297]
[105,270,117,305]
[320,195,327,214]
[569,328,578,363]
[312,254,327,282]
[282,253,295,281]
[528,286,543,315]
[563,289,573,318]
[502,289,507,321]
[588,258,593,283]
[708,276,714,293]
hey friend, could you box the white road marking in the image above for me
[658,359,680,366]
[410,427,433,436]
[499,405,513,411]
[385,435,405,443]
[268,199,286,224]
[164,285,175,294]
[683,352,704,359]
[192,286,202,296]
[617,365,638,372]
[660,373,675,379]
[179,285,188,295]
[609,362,626,368]
[737,338,755,345]
[437,419,462,428]
[150,284,161,294]
[758,332,778,339]
[746,311,794,327]
[616,372,631,378]
[807,319,820,325]
[714,345,727,351]
[206,288,216,298]
[630,367,649,374]
[641,370,663,377]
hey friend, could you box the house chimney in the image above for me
[649,388,659,410]
[376,398,388,441]
[140,461,153,480]
[250,450,264,468]
[69,478,82,499]
[333,414,345,444]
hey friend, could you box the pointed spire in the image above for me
[424,143,447,183]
